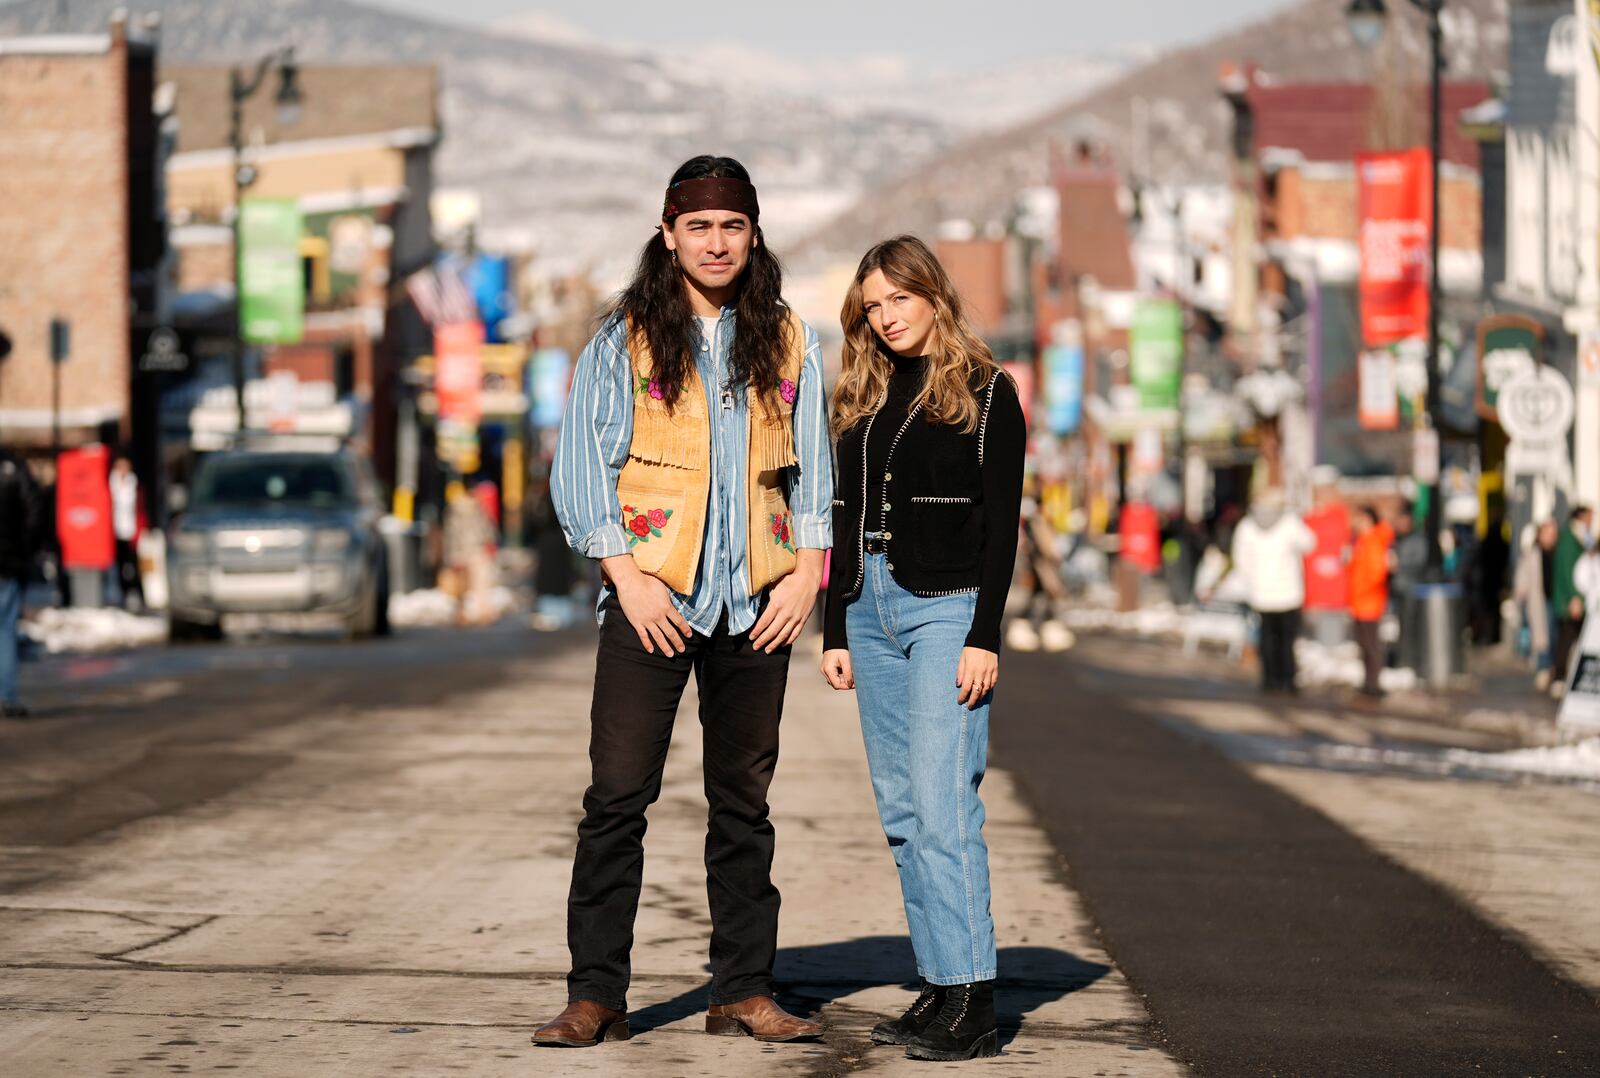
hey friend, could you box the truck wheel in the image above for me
[169,614,223,643]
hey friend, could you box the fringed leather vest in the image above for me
[616,311,806,596]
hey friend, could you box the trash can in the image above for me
[1406,581,1466,687]
[379,517,426,595]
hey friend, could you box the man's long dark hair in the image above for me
[603,155,790,410]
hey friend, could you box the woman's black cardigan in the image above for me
[824,367,1026,654]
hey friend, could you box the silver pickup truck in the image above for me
[166,449,391,641]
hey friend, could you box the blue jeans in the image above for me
[0,577,19,706]
[847,550,997,985]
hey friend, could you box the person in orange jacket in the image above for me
[1348,506,1394,697]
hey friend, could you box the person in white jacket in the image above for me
[1231,489,1316,694]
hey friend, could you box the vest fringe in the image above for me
[629,404,706,468]
[750,413,798,472]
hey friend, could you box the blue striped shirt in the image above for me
[551,308,833,636]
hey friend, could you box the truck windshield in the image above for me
[192,457,353,510]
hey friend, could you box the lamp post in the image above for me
[1347,0,1446,576]
[229,47,302,439]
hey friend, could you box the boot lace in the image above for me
[933,985,972,1030]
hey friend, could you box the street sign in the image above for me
[49,317,70,363]
[1498,365,1575,492]
[138,326,190,373]
[1413,427,1440,485]
[1559,615,1600,733]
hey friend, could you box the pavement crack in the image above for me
[98,914,219,963]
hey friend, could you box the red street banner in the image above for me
[1357,148,1431,347]
[57,444,114,571]
[435,321,484,425]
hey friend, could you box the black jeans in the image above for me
[566,595,791,1011]
[1257,608,1301,692]
[1353,618,1383,695]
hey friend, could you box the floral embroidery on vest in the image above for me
[623,504,674,545]
[635,374,670,400]
[777,377,797,404]
[769,510,795,553]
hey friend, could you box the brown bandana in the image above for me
[662,177,760,222]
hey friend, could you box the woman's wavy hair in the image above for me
[600,155,790,410]
[832,234,1001,437]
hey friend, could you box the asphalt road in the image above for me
[1,624,577,859]
[993,640,1600,1077]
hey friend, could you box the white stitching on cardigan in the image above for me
[909,496,974,504]
[976,371,1000,469]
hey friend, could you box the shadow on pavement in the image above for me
[629,935,1110,1046]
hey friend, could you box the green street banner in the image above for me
[1130,298,1183,410]
[239,198,304,344]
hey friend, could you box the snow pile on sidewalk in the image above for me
[387,586,517,628]
[1453,738,1600,782]
[21,607,167,654]
[1294,638,1420,693]
[1061,601,1247,650]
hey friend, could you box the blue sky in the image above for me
[363,0,1296,67]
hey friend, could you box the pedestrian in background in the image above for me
[442,480,494,625]
[1551,505,1592,696]
[1572,534,1600,637]
[822,235,1026,1061]
[1348,506,1393,698]
[1231,488,1315,694]
[0,448,40,718]
[1467,506,1510,645]
[1391,506,1427,669]
[1514,519,1558,691]
[109,454,143,610]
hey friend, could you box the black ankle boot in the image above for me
[870,981,945,1045]
[904,980,997,1061]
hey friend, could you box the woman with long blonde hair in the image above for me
[821,235,1025,1061]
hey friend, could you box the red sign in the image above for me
[1002,361,1035,428]
[1303,503,1351,613]
[1118,501,1162,575]
[435,321,484,424]
[1358,148,1431,346]
[57,445,114,571]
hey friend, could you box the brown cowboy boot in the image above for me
[705,995,823,1042]
[532,1000,630,1047]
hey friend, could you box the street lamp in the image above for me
[229,47,302,438]
[1347,0,1446,576]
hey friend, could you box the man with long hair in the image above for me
[537,156,831,1047]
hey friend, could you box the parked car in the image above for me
[166,449,390,641]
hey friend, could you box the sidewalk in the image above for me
[0,631,1183,1076]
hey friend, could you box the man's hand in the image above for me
[750,549,825,653]
[956,647,999,710]
[604,554,692,655]
[821,648,854,690]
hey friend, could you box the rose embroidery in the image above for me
[770,511,796,553]
[624,505,673,546]
[636,374,669,400]
[778,378,797,405]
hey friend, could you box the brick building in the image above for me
[161,62,440,482]
[1220,63,1493,479]
[0,14,165,458]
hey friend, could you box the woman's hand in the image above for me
[956,647,998,709]
[821,649,855,690]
